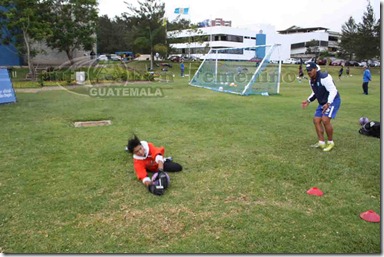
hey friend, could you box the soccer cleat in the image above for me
[323,142,335,152]
[311,142,327,149]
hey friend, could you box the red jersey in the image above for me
[133,141,164,182]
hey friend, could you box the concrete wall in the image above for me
[31,41,90,66]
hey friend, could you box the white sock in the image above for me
[327,140,334,144]
[319,141,325,145]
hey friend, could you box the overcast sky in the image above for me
[97,0,381,32]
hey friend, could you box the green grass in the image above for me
[0,64,381,253]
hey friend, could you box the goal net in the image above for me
[189,44,281,95]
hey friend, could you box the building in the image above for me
[197,17,232,28]
[167,24,290,61]
[168,23,341,61]
[210,18,232,27]
[30,41,89,66]
[0,5,95,67]
[276,26,340,59]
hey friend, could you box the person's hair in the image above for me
[127,134,141,154]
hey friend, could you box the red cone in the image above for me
[360,210,380,223]
[306,187,323,196]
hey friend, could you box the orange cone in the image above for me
[306,187,323,196]
[360,210,380,223]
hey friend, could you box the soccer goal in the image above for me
[189,44,281,95]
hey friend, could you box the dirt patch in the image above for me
[73,120,112,127]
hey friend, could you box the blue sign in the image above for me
[256,33,266,59]
[0,68,16,104]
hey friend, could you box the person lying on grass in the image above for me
[126,134,182,193]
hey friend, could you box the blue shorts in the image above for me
[314,97,341,119]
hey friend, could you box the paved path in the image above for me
[14,82,152,93]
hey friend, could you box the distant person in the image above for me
[180,61,185,77]
[362,65,372,95]
[338,65,344,80]
[90,50,96,59]
[297,64,306,82]
[346,66,350,76]
[301,62,341,152]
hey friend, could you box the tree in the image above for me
[122,0,166,69]
[305,40,320,56]
[153,43,167,59]
[96,15,134,54]
[96,15,115,54]
[339,2,380,61]
[339,17,358,60]
[355,2,380,60]
[45,0,98,65]
[167,18,191,31]
[0,0,52,78]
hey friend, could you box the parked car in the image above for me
[317,58,327,65]
[183,55,198,61]
[330,59,345,66]
[345,60,359,66]
[97,55,108,61]
[169,56,182,62]
[358,61,367,67]
[283,58,300,64]
[369,60,380,67]
[110,54,122,61]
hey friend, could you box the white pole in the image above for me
[277,60,282,94]
[215,50,218,84]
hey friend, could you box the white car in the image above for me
[97,55,108,61]
[110,54,122,61]
[283,58,300,64]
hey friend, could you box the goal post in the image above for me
[189,44,281,96]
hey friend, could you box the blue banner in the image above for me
[174,8,189,15]
[0,68,17,104]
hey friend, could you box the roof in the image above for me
[277,26,330,34]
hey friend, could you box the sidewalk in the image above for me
[14,82,152,93]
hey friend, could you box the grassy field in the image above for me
[0,63,381,253]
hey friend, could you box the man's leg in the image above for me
[313,117,325,142]
[322,116,333,141]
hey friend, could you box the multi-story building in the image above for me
[167,24,290,61]
[210,18,232,27]
[168,23,341,61]
[277,26,341,59]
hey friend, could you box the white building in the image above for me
[167,24,340,61]
[277,26,340,59]
[167,24,291,62]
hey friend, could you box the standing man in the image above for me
[297,64,305,83]
[180,60,185,77]
[301,62,341,152]
[338,65,344,80]
[362,65,372,95]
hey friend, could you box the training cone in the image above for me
[306,187,323,196]
[360,210,380,223]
